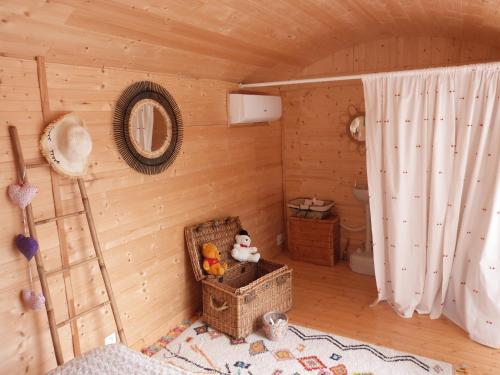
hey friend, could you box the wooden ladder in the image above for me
[9,126,127,366]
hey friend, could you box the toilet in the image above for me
[350,186,375,276]
[350,248,375,276]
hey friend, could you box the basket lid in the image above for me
[184,216,242,281]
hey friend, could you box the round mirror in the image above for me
[114,81,183,175]
[348,114,366,143]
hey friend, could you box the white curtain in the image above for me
[363,64,500,348]
[133,104,154,152]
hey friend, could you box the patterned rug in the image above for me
[149,320,452,375]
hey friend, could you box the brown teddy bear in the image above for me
[202,243,228,276]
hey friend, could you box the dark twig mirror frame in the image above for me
[113,81,183,175]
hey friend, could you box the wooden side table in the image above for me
[287,215,340,266]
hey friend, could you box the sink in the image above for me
[352,187,369,203]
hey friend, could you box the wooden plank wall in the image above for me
[0,56,284,374]
[281,37,500,253]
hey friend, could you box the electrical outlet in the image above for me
[104,332,117,345]
[276,233,284,246]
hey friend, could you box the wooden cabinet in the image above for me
[287,216,340,266]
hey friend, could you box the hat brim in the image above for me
[40,113,91,178]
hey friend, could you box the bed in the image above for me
[47,344,191,375]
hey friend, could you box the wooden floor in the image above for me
[274,253,500,375]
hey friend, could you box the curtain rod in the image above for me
[239,73,365,88]
[238,62,500,88]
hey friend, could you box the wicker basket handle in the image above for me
[244,290,257,304]
[209,296,229,312]
[276,274,290,286]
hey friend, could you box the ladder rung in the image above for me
[35,210,86,225]
[26,161,49,168]
[46,256,98,277]
[56,300,110,329]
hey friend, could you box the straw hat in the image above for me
[40,113,93,178]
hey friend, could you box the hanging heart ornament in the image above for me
[15,234,39,261]
[21,289,32,304]
[21,289,45,310]
[8,183,38,209]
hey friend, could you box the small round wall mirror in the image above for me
[114,81,183,174]
[348,114,366,143]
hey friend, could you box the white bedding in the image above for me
[47,344,191,375]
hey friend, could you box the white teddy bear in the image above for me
[231,229,260,263]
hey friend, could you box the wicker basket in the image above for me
[185,216,292,338]
[288,197,335,219]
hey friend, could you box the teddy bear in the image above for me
[231,229,260,263]
[202,242,228,276]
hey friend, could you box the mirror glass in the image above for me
[349,115,366,143]
[128,99,172,158]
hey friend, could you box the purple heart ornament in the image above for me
[15,234,39,261]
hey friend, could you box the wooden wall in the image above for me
[299,36,500,78]
[281,37,500,252]
[0,56,284,374]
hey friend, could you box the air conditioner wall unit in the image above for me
[228,93,282,125]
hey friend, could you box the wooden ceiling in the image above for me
[1,0,500,82]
